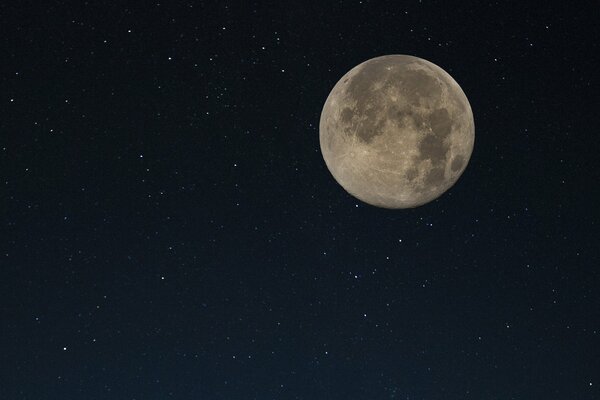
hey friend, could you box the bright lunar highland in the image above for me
[320,55,475,208]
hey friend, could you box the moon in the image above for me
[319,55,474,208]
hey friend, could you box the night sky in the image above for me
[2,1,599,399]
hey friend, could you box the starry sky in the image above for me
[2,1,599,399]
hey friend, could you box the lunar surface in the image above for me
[319,55,474,208]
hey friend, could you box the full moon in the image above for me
[319,55,474,208]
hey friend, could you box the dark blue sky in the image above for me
[1,1,598,399]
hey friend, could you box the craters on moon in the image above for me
[320,55,475,209]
